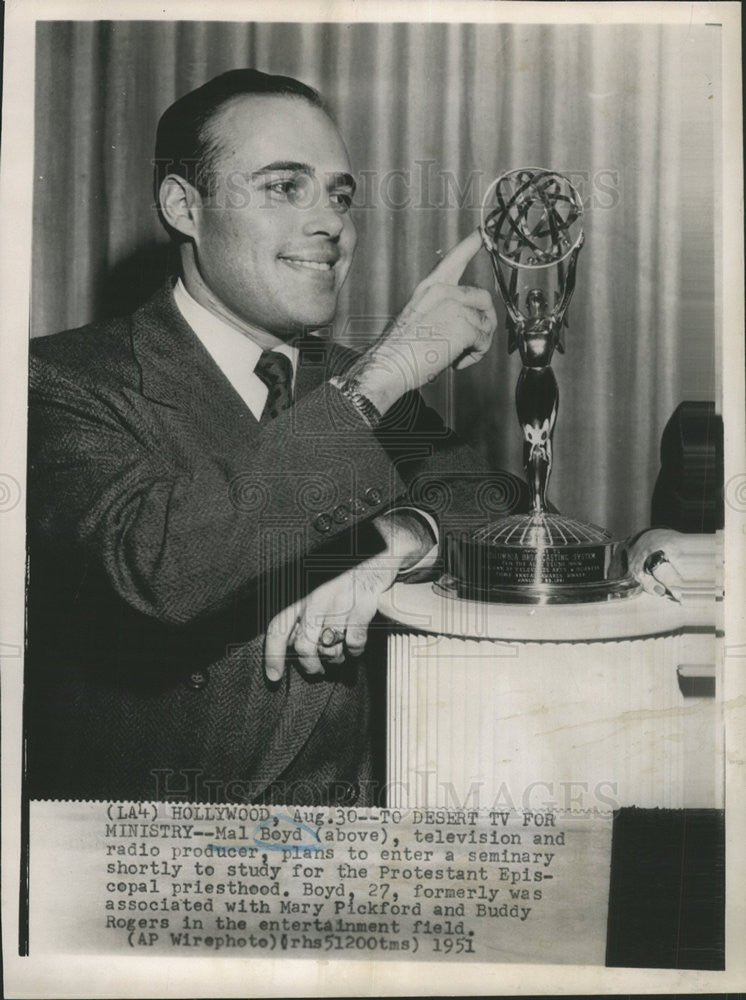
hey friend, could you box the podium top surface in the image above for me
[378,582,719,642]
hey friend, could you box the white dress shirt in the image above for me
[173,278,298,421]
[173,278,439,573]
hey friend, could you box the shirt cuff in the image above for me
[387,506,440,578]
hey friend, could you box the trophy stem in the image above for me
[516,364,558,515]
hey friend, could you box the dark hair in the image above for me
[153,68,324,207]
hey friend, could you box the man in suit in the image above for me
[24,69,530,805]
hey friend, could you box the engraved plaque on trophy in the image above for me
[443,168,639,604]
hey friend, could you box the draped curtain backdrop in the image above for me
[32,21,719,538]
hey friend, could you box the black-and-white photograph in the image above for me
[1,2,743,996]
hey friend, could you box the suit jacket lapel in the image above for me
[130,283,258,449]
[132,289,350,432]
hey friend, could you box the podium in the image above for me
[379,535,722,811]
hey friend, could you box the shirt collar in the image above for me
[173,278,299,379]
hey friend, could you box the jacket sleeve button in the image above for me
[332,503,351,523]
[313,512,334,533]
[363,486,383,506]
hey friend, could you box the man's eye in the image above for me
[264,176,352,212]
[330,190,353,213]
[266,175,317,206]
[267,178,297,197]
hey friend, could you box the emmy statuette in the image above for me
[442,168,639,604]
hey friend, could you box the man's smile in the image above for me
[279,258,335,271]
[277,252,340,279]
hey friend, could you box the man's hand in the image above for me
[264,552,399,681]
[626,528,685,602]
[341,229,496,416]
[264,511,435,681]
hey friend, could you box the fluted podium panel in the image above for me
[379,537,722,811]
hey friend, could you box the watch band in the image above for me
[329,375,382,429]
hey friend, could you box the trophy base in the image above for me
[442,512,640,605]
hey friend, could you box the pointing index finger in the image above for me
[421,228,485,288]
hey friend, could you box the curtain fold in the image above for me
[32,20,718,538]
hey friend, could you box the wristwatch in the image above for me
[329,375,382,429]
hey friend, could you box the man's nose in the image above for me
[300,196,345,238]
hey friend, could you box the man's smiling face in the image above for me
[190,94,357,340]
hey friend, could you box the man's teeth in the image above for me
[284,259,333,271]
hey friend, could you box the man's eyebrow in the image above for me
[250,161,315,178]
[250,161,357,190]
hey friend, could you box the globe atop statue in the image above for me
[482,167,584,269]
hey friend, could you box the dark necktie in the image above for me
[254,349,293,423]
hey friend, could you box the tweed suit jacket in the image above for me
[25,283,526,805]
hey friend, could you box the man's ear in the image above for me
[159,174,202,241]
